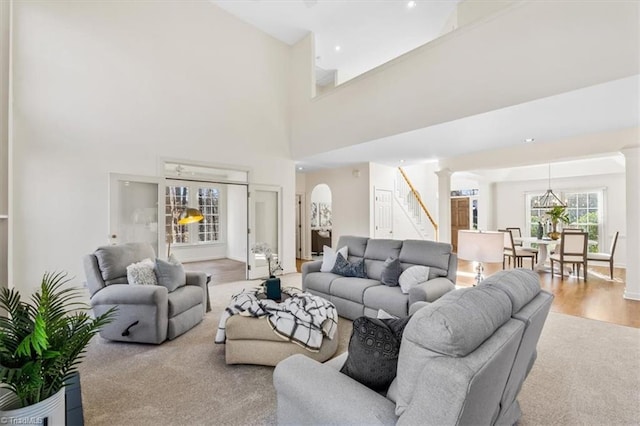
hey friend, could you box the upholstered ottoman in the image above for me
[225,315,339,366]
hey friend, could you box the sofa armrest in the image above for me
[274,354,397,425]
[91,284,168,306]
[408,301,429,316]
[185,271,208,309]
[301,260,322,285]
[408,277,455,305]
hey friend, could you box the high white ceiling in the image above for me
[212,0,460,84]
[211,1,638,172]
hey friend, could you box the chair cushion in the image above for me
[168,285,203,317]
[340,316,411,391]
[330,277,380,303]
[363,285,409,318]
[304,272,341,294]
[586,252,610,260]
[94,242,156,282]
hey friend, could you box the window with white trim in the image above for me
[525,189,604,252]
[166,183,222,245]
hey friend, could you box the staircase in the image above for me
[395,167,439,241]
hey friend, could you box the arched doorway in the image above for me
[310,184,332,257]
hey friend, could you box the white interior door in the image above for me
[109,174,165,257]
[248,185,282,279]
[375,188,394,238]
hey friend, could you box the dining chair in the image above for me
[506,227,538,263]
[549,231,588,281]
[586,231,619,280]
[502,230,535,270]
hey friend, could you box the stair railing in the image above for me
[396,167,439,241]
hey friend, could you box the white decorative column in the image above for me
[0,0,10,291]
[436,168,452,243]
[477,180,496,231]
[621,145,640,300]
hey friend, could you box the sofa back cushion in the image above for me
[94,242,156,284]
[363,239,402,281]
[479,269,540,314]
[398,240,452,279]
[337,235,369,259]
[394,285,512,415]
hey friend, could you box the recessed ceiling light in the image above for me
[400,159,405,163]
[407,1,417,9]
[335,45,341,52]
[524,138,535,143]
[297,166,303,171]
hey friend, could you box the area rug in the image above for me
[78,275,640,425]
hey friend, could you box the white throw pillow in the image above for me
[320,245,348,273]
[126,258,158,286]
[398,265,431,294]
[377,309,399,320]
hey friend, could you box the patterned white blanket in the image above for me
[215,286,338,352]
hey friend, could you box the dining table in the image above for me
[514,237,559,271]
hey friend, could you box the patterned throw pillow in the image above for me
[320,245,348,273]
[380,257,401,286]
[340,316,411,391]
[126,258,158,286]
[331,253,366,278]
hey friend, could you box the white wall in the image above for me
[0,0,9,292]
[303,164,370,257]
[226,184,247,263]
[290,1,638,159]
[11,1,295,294]
[494,173,627,266]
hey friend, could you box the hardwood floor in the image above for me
[183,258,246,286]
[298,257,640,328]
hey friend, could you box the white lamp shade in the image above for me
[457,231,504,263]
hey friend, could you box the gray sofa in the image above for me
[274,269,553,425]
[302,236,457,319]
[83,242,207,344]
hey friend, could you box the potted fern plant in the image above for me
[0,272,115,424]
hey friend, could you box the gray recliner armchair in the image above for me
[83,242,207,344]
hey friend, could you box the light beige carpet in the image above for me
[78,274,640,425]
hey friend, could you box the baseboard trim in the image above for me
[623,291,640,301]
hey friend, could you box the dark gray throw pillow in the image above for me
[331,253,366,278]
[381,257,401,286]
[340,316,411,391]
[154,257,186,292]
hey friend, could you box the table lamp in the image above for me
[457,230,504,286]
[167,207,204,257]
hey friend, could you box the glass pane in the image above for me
[578,194,588,208]
[253,190,279,271]
[567,194,578,208]
[588,193,598,208]
[119,181,159,253]
[166,186,189,243]
[198,187,220,242]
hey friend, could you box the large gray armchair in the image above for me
[83,242,207,344]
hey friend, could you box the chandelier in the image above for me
[535,164,566,209]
